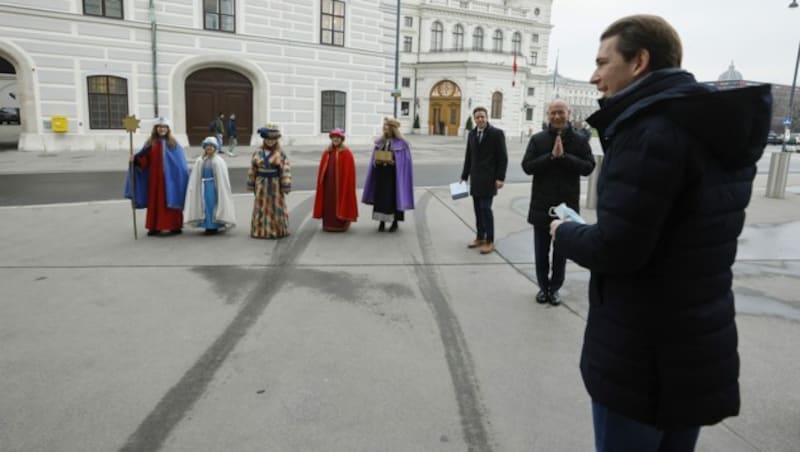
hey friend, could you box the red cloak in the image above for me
[313,146,358,222]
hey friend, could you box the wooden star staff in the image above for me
[123,115,141,239]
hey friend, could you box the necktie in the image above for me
[477,130,482,143]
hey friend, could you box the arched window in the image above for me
[431,21,443,52]
[491,91,503,119]
[493,29,503,53]
[472,27,484,51]
[453,24,464,51]
[87,75,128,129]
[512,32,522,55]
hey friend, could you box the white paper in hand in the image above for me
[450,181,469,200]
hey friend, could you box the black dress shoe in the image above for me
[548,290,561,306]
[536,290,549,304]
[147,230,158,236]
[378,221,385,232]
[169,229,182,235]
[388,220,398,232]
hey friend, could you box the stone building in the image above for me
[0,0,399,151]
[0,0,555,151]
[542,71,597,129]
[397,0,554,139]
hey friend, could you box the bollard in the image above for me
[765,151,793,199]
[585,153,603,209]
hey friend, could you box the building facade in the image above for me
[0,0,555,152]
[0,0,398,151]
[542,71,597,129]
[399,0,554,139]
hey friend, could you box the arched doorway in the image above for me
[185,68,253,145]
[428,80,462,136]
[0,57,20,150]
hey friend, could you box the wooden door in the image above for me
[446,102,461,136]
[185,68,253,146]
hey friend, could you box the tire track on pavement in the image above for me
[119,195,316,452]
[413,190,495,452]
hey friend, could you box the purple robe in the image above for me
[361,138,414,211]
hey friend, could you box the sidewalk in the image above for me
[0,135,799,451]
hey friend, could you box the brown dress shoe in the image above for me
[479,242,495,254]
[467,239,486,248]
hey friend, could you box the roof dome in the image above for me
[718,61,743,81]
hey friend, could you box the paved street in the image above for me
[0,135,798,451]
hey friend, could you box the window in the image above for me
[453,24,464,51]
[204,0,235,33]
[401,77,411,88]
[403,36,413,52]
[431,21,443,52]
[512,32,521,55]
[401,101,410,117]
[404,16,413,27]
[472,27,484,51]
[527,87,535,96]
[87,75,128,129]
[526,108,533,121]
[493,29,503,53]
[530,50,538,66]
[491,91,502,119]
[83,0,123,19]
[321,0,345,46]
[532,33,539,44]
[321,90,346,132]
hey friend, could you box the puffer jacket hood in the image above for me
[588,69,772,170]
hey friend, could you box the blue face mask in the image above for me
[548,202,586,224]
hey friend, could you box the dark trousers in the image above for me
[592,401,701,452]
[472,196,494,242]
[533,224,565,292]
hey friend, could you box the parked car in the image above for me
[0,107,20,125]
[767,131,782,145]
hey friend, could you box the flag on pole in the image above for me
[512,53,518,87]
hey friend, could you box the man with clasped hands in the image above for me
[522,99,595,306]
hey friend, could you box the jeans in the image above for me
[472,195,494,242]
[216,134,224,152]
[533,224,565,292]
[592,401,701,452]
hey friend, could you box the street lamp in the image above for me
[784,1,800,151]
[392,0,401,118]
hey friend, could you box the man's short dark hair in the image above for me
[601,14,682,71]
[473,106,488,116]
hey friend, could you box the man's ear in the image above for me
[632,48,651,77]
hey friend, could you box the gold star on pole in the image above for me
[122,115,141,133]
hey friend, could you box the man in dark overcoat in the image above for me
[550,14,771,451]
[522,99,595,306]
[460,106,508,254]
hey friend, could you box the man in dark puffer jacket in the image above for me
[550,15,771,451]
[522,99,595,306]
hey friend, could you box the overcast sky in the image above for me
[548,0,800,86]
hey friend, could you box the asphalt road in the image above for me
[0,163,530,206]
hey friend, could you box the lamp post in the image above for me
[785,1,799,151]
[766,0,799,198]
[393,0,401,118]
